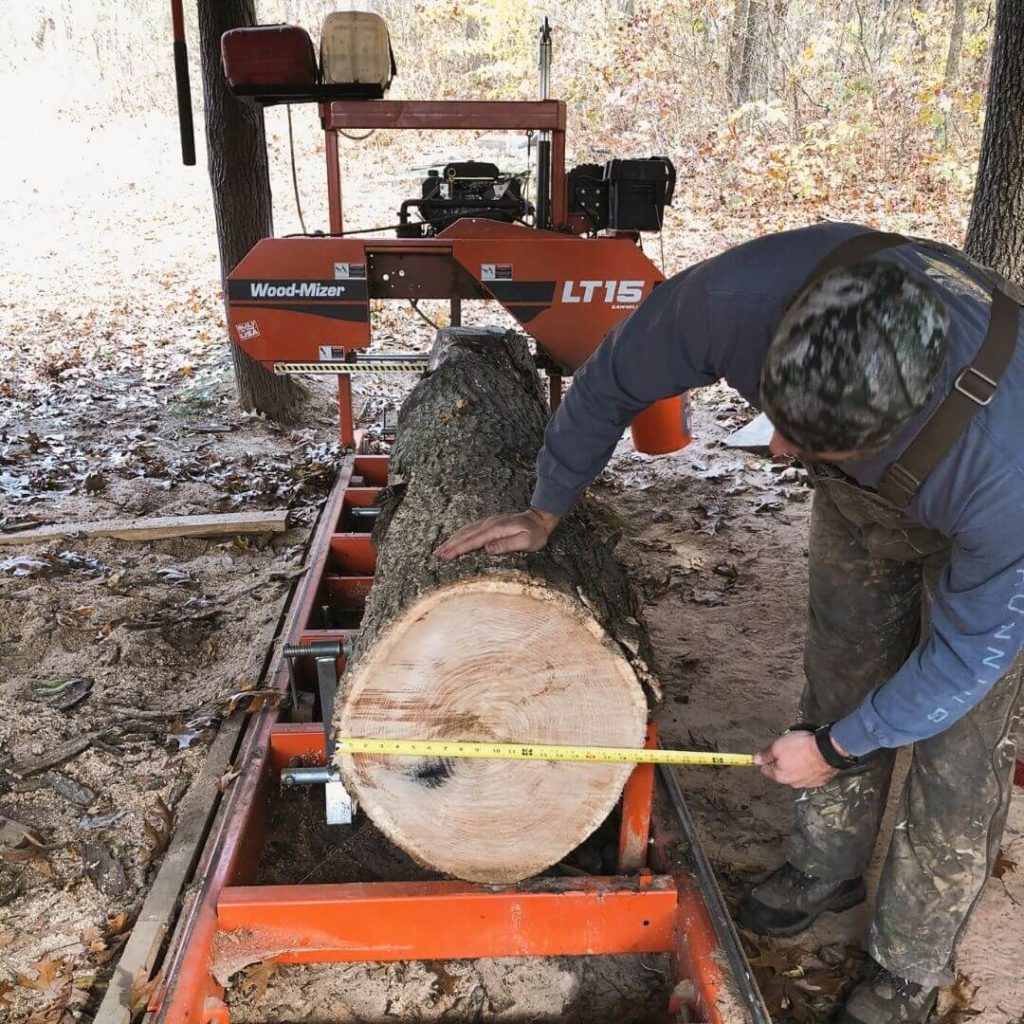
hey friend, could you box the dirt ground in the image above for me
[1,100,1022,1023]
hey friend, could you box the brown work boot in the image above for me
[836,961,938,1023]
[735,861,865,938]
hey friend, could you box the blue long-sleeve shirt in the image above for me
[531,223,1024,757]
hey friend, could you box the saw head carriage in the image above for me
[210,11,690,453]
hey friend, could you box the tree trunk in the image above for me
[936,0,967,149]
[944,0,967,84]
[965,0,1024,285]
[196,0,305,421]
[334,328,657,883]
[733,0,774,106]
[728,0,751,105]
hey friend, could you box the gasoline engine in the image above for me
[397,156,675,238]
[397,162,531,238]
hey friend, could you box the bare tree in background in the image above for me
[728,0,751,102]
[944,0,967,83]
[936,0,967,148]
[965,0,1024,284]
[730,0,784,106]
[196,0,305,421]
[731,0,767,105]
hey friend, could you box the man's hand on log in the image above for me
[434,508,561,560]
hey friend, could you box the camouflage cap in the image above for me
[760,260,949,452]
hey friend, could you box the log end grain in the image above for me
[336,577,648,883]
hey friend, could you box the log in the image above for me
[0,510,288,546]
[334,328,657,883]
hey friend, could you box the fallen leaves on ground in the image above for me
[223,688,287,715]
[81,925,109,959]
[140,794,173,865]
[745,940,861,1023]
[0,551,106,579]
[933,973,981,1023]
[238,962,277,1004]
[128,969,162,1016]
[0,818,53,877]
[166,713,220,750]
[219,765,242,792]
[106,910,132,936]
[16,957,70,993]
[992,848,1017,880]
[1,418,340,517]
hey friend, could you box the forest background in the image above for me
[0,0,997,261]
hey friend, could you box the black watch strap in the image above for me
[814,724,858,770]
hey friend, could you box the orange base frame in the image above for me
[218,876,678,963]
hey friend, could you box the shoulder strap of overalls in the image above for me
[792,229,1022,507]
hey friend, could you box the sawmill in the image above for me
[148,4,772,1022]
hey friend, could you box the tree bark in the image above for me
[334,328,657,883]
[738,0,769,104]
[728,0,751,105]
[196,0,305,421]
[965,0,1024,285]
[944,0,967,84]
[936,0,967,149]
[732,0,778,106]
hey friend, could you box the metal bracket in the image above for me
[281,765,356,824]
[324,774,355,825]
[281,641,355,824]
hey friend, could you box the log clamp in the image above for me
[281,640,356,825]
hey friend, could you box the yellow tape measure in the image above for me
[336,737,755,768]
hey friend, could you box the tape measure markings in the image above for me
[336,737,754,767]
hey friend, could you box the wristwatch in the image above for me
[814,723,859,771]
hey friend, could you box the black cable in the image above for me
[409,299,440,331]
[656,203,666,274]
[339,128,376,141]
[286,105,307,235]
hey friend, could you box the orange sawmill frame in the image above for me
[144,460,768,1024]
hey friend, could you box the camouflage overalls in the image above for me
[789,463,1024,988]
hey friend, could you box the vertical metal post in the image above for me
[550,125,567,226]
[450,296,462,326]
[326,129,343,234]
[338,374,354,449]
[314,655,340,764]
[170,0,195,165]
[548,373,562,412]
[536,19,552,230]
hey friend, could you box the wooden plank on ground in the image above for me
[91,719,244,1024]
[0,511,288,546]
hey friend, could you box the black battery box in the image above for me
[605,157,675,231]
[568,157,675,233]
